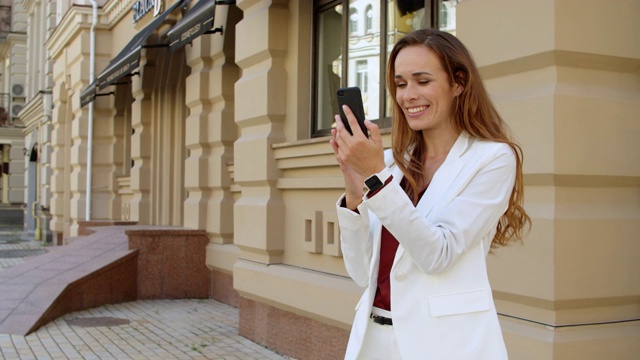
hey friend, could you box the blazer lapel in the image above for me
[415,133,469,217]
[392,133,470,267]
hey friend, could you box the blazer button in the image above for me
[395,272,407,282]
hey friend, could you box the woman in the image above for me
[330,29,530,360]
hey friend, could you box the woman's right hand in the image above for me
[330,128,365,210]
[331,105,385,210]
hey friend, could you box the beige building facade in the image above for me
[16,0,56,242]
[0,0,26,208]
[18,0,640,359]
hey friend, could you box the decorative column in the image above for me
[183,5,239,242]
[68,82,90,236]
[183,3,242,304]
[232,0,288,264]
[39,91,54,243]
[49,80,70,243]
[129,52,155,225]
[6,141,25,204]
[459,0,640,358]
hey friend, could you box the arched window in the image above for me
[365,5,373,33]
[349,8,358,34]
[439,2,448,29]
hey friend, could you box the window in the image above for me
[356,60,368,94]
[349,8,359,34]
[439,0,458,34]
[365,5,373,33]
[312,0,456,137]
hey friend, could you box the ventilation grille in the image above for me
[11,84,25,97]
[11,104,23,116]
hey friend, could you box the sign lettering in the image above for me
[132,0,163,23]
[154,0,163,16]
[181,23,201,42]
[106,63,131,84]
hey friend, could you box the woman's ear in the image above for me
[453,71,465,97]
[453,83,463,97]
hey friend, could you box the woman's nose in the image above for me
[403,83,418,102]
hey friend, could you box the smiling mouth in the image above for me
[407,105,428,114]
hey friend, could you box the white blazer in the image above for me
[337,133,514,360]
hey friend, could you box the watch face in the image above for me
[365,176,383,192]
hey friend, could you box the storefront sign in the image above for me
[105,62,131,84]
[132,0,163,23]
[181,23,201,42]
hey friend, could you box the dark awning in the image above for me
[80,81,97,108]
[96,0,184,90]
[79,80,116,108]
[166,0,217,52]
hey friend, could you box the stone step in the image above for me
[0,207,23,225]
[0,224,210,336]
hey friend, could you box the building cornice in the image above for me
[0,127,25,143]
[0,33,27,58]
[104,0,136,26]
[6,33,28,43]
[20,0,37,14]
[19,92,44,133]
[46,6,96,60]
[47,0,184,77]
[46,0,145,60]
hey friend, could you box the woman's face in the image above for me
[393,45,460,133]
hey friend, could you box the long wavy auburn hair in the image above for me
[387,29,530,248]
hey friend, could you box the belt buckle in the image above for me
[370,313,393,326]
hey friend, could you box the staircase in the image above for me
[0,222,210,335]
[0,204,22,226]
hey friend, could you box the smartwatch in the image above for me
[363,167,392,194]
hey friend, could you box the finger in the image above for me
[330,139,349,169]
[333,116,342,142]
[342,105,365,137]
[334,114,351,144]
[334,114,346,134]
[330,138,339,156]
[365,120,383,148]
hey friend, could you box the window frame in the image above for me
[310,0,446,138]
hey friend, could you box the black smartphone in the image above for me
[337,87,368,137]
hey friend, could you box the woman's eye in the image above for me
[419,80,430,85]
[396,83,407,88]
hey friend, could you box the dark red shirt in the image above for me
[372,181,427,311]
[372,226,400,310]
[339,176,426,311]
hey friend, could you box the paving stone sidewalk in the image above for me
[0,226,45,272]
[0,226,291,360]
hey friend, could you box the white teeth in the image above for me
[407,106,426,114]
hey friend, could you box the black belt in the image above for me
[370,313,393,326]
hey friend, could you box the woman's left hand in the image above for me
[331,105,386,179]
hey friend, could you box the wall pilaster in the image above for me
[232,0,288,264]
[183,5,239,245]
[129,62,153,225]
[68,90,89,237]
[458,0,640,358]
[49,79,70,241]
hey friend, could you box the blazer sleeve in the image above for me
[363,145,516,274]
[335,150,395,287]
[336,195,374,287]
